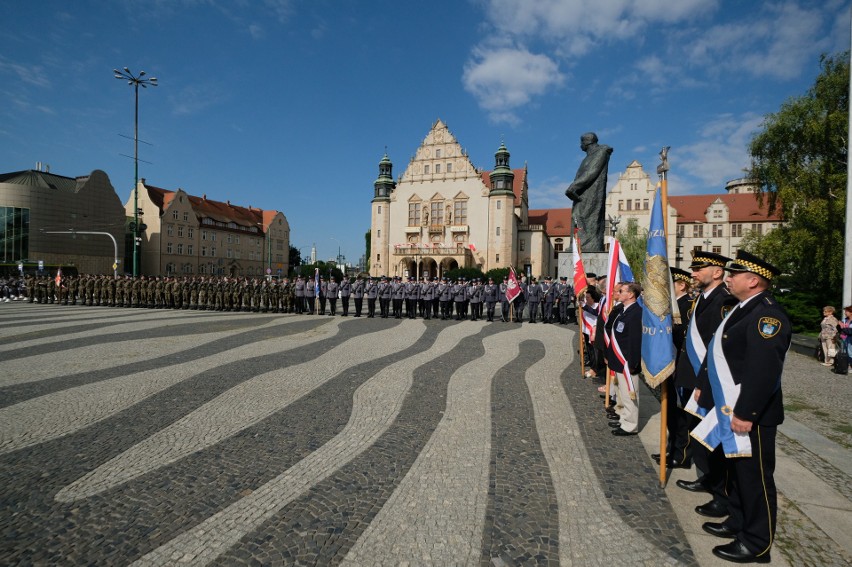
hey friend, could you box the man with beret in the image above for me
[694,251,791,564]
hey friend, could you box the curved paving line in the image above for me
[56,321,426,501]
[0,319,347,455]
[133,322,485,566]
[480,339,558,566]
[0,312,226,345]
[553,334,697,565]
[0,314,278,360]
[0,317,326,408]
[339,327,527,566]
[208,323,511,567]
[0,318,405,565]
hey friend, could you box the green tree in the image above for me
[746,52,848,301]
[288,245,302,272]
[364,229,371,272]
[297,261,344,282]
[616,218,648,277]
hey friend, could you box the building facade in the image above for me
[370,120,569,279]
[129,180,290,277]
[0,167,126,274]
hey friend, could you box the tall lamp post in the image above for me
[114,67,157,277]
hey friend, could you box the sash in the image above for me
[609,309,636,399]
[683,295,709,417]
[689,306,752,458]
[581,305,597,336]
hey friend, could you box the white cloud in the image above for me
[0,57,51,87]
[677,113,764,193]
[169,84,228,116]
[462,45,565,125]
[248,24,265,40]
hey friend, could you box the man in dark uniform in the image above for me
[468,279,482,321]
[670,252,737,521]
[351,275,364,317]
[696,251,791,564]
[422,277,434,320]
[438,277,451,320]
[527,277,541,323]
[484,277,498,322]
[499,277,509,322]
[606,282,642,435]
[305,276,316,314]
[378,276,391,318]
[365,277,378,318]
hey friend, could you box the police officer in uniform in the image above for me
[527,277,541,323]
[351,275,364,317]
[366,277,378,317]
[484,277,498,322]
[339,275,351,316]
[294,276,305,314]
[326,276,339,316]
[696,251,791,564]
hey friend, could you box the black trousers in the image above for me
[353,297,362,316]
[722,425,777,557]
[328,298,337,315]
[341,297,350,315]
[367,298,376,317]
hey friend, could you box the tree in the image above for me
[288,245,302,272]
[616,218,648,277]
[364,229,371,272]
[746,52,848,301]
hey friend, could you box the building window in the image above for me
[236,236,240,244]
[202,230,207,241]
[167,224,174,236]
[496,227,501,236]
[183,212,189,221]
[199,264,206,274]
[211,246,216,256]
[166,242,173,254]
[692,225,703,238]
[520,239,525,251]
[713,209,722,219]
[496,254,500,263]
[554,239,564,252]
[227,234,232,243]
[730,223,741,237]
[446,162,452,173]
[626,200,632,211]
[750,223,763,235]
[635,199,641,210]
[172,210,178,220]
[712,224,723,237]
[377,253,380,262]
[713,246,722,254]
[188,227,194,238]
[378,205,382,214]
[177,243,184,254]
[211,233,216,242]
[408,202,421,226]
[435,148,441,158]
[377,229,381,238]
[618,200,623,211]
[201,246,207,257]
[227,248,233,258]
[187,244,193,255]
[430,201,443,225]
[454,200,467,224]
[496,200,501,210]
[435,163,441,174]
[643,199,649,210]
[677,225,684,237]
[177,226,184,237]
[424,165,430,175]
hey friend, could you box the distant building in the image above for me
[129,180,290,277]
[0,166,126,274]
[369,119,571,279]
[605,161,782,268]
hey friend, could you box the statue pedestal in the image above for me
[558,252,609,286]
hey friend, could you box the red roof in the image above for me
[144,183,278,230]
[527,208,573,236]
[669,194,782,223]
[480,168,526,206]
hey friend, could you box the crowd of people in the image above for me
[579,250,793,564]
[2,273,579,324]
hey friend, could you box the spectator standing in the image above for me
[819,306,839,367]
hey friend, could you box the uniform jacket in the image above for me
[674,284,737,390]
[605,302,640,372]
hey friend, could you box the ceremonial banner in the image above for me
[601,236,636,347]
[506,267,521,303]
[572,229,587,298]
[314,268,320,297]
[640,185,676,387]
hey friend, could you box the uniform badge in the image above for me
[758,317,781,338]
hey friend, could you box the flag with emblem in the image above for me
[506,267,521,303]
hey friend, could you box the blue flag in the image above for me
[640,185,676,388]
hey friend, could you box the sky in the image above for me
[1,0,849,266]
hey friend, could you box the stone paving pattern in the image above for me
[1,303,845,565]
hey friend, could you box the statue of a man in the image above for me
[565,132,613,252]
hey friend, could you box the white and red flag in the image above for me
[506,267,521,303]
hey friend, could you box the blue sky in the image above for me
[1,0,849,265]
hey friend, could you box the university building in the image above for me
[0,166,126,274]
[130,180,290,278]
[370,123,782,281]
[605,161,782,268]
[369,119,571,279]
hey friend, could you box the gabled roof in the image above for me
[527,208,573,237]
[669,193,782,223]
[480,168,526,206]
[143,183,281,231]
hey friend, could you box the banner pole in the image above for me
[578,303,586,378]
[658,160,670,487]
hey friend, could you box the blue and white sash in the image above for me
[683,295,709,416]
[689,307,752,458]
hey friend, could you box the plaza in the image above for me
[1,303,850,566]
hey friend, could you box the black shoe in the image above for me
[612,428,637,436]
[608,421,621,428]
[607,414,620,421]
[702,522,738,539]
[712,540,770,563]
[651,453,669,462]
[676,479,710,493]
[696,500,728,518]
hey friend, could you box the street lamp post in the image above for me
[114,67,157,277]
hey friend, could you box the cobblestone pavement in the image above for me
[0,303,846,566]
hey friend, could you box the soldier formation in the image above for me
[16,272,577,323]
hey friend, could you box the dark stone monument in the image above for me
[565,132,613,253]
